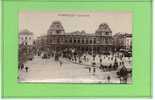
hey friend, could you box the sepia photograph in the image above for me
[18,11,132,83]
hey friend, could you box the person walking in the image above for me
[91,61,96,75]
[25,66,29,72]
[93,67,96,76]
[99,64,103,71]
[84,56,86,62]
[20,63,24,70]
[109,64,112,71]
[100,58,102,64]
[59,60,63,67]
[107,75,111,83]
[103,65,106,72]
[88,67,91,73]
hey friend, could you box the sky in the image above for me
[19,11,132,37]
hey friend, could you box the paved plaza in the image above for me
[18,55,132,83]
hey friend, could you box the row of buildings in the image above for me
[19,29,35,45]
[19,21,132,55]
[113,33,132,51]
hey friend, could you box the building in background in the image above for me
[123,34,132,51]
[19,29,34,46]
[19,29,35,65]
[35,35,47,52]
[113,32,132,52]
[46,21,113,55]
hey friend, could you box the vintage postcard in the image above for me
[18,11,132,83]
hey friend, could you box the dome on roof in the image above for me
[19,29,33,35]
[95,23,112,36]
[81,30,86,34]
[47,21,65,35]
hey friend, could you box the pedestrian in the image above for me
[100,64,104,71]
[105,66,107,72]
[120,62,122,66]
[124,76,128,83]
[25,66,29,72]
[109,64,112,71]
[86,58,89,62]
[93,67,96,73]
[93,67,96,76]
[88,67,91,73]
[103,65,106,72]
[93,55,95,61]
[18,64,20,70]
[100,58,102,64]
[59,60,63,67]
[107,75,111,83]
[84,56,86,62]
[21,63,24,70]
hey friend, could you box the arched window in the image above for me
[69,39,72,43]
[74,39,76,43]
[90,40,92,44]
[56,30,61,34]
[65,39,68,43]
[82,39,84,44]
[86,39,88,44]
[94,38,96,44]
[105,39,108,44]
[57,38,60,43]
[78,39,80,43]
[105,32,109,35]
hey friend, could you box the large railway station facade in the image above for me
[46,21,113,54]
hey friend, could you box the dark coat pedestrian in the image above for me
[109,64,112,71]
[100,58,102,63]
[93,68,96,73]
[18,65,20,70]
[107,75,111,83]
[21,63,24,70]
[25,66,29,72]
[100,64,103,70]
[88,67,91,73]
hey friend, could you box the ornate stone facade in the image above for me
[47,21,113,54]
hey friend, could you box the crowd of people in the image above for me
[48,49,132,83]
[18,47,132,83]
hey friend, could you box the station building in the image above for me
[46,21,113,54]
